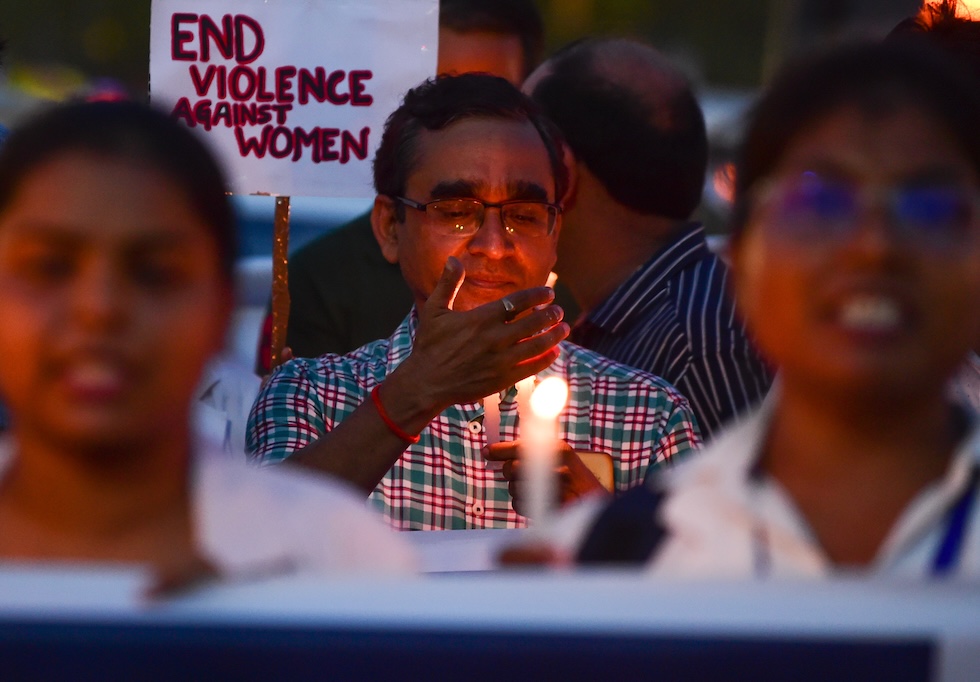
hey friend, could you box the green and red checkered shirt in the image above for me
[247,309,701,530]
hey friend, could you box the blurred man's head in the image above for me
[527,38,707,222]
[371,74,567,312]
[438,0,545,85]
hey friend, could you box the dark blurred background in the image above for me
[0,0,929,233]
[0,0,938,363]
[0,0,921,101]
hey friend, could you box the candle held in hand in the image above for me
[522,376,568,526]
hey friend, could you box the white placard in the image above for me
[150,0,438,197]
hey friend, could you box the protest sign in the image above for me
[150,0,438,197]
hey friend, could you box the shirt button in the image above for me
[467,419,483,434]
[472,503,485,517]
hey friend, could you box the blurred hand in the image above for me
[498,541,569,567]
[144,553,220,600]
[483,440,611,517]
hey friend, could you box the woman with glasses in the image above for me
[569,41,980,578]
[0,100,415,589]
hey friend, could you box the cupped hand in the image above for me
[396,257,570,415]
[483,440,610,517]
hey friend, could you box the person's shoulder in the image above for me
[278,334,391,375]
[558,340,684,395]
[196,452,418,574]
[670,250,733,309]
[667,250,764,357]
[202,450,363,509]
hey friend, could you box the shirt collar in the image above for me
[585,222,710,334]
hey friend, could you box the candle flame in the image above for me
[921,0,979,20]
[956,0,979,15]
[529,377,568,419]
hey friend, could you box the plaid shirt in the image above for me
[247,309,701,530]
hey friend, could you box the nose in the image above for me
[70,259,129,331]
[838,197,901,264]
[467,206,512,258]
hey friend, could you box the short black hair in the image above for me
[529,38,707,221]
[440,0,545,79]
[372,73,568,219]
[730,40,980,238]
[0,100,236,281]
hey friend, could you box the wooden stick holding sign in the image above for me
[270,196,291,369]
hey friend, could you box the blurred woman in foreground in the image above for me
[569,42,980,577]
[0,101,415,583]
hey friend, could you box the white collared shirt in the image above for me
[550,396,980,579]
[0,438,418,577]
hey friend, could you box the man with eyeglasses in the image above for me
[247,74,700,530]
[254,0,560,374]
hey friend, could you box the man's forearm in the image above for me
[286,401,415,493]
[285,364,444,494]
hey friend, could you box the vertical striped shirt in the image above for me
[951,352,980,415]
[247,310,701,530]
[570,224,772,439]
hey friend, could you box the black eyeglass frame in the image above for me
[747,175,980,246]
[393,196,562,237]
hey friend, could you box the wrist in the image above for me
[371,385,421,443]
[375,364,445,435]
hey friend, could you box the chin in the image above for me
[43,409,181,458]
[806,362,933,404]
[43,427,150,461]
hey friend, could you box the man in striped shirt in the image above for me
[526,38,772,438]
[247,74,700,529]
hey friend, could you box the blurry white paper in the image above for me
[150,0,438,197]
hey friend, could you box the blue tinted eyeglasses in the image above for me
[752,173,980,246]
[394,196,561,238]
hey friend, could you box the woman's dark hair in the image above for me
[373,73,568,220]
[730,41,980,238]
[0,100,236,281]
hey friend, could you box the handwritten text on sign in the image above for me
[150,0,438,197]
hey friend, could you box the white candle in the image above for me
[521,376,568,527]
[516,376,535,419]
[483,390,502,446]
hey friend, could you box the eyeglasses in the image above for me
[752,173,980,247]
[394,196,561,238]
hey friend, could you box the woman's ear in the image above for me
[371,195,400,264]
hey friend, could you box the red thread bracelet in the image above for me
[370,385,421,444]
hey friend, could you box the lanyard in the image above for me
[931,465,979,576]
[749,463,979,578]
